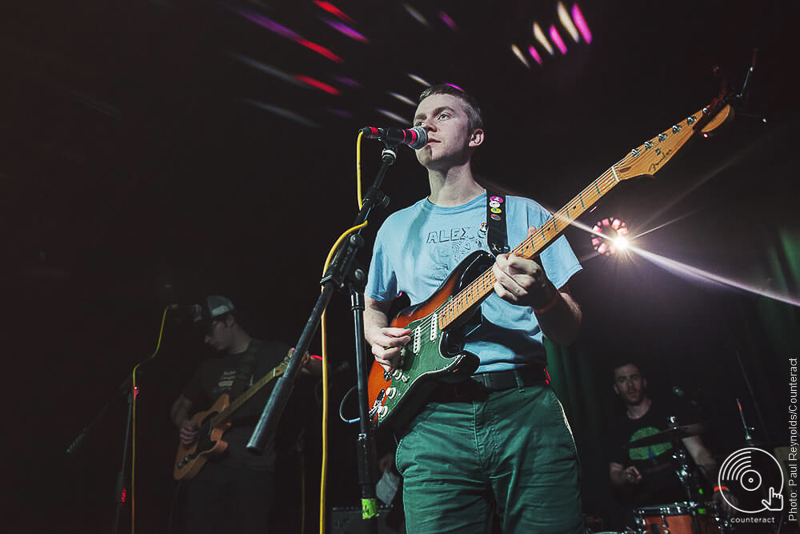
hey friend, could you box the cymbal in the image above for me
[625,423,705,449]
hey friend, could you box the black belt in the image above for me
[430,367,549,402]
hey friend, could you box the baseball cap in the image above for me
[192,295,235,326]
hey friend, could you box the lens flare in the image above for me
[591,217,629,256]
[629,245,800,308]
[562,213,800,308]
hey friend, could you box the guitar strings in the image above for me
[419,114,697,334]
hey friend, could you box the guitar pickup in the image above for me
[413,326,421,354]
[429,312,438,341]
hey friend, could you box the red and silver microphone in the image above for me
[359,126,428,149]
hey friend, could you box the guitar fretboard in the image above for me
[435,105,707,332]
[436,166,621,331]
[209,351,292,428]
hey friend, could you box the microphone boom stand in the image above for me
[249,145,400,534]
[65,370,139,534]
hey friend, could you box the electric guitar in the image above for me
[173,349,292,480]
[367,100,734,429]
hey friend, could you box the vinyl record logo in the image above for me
[718,447,784,513]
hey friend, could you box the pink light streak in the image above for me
[528,46,542,65]
[297,39,343,63]
[293,75,340,95]
[571,4,592,44]
[233,7,343,63]
[549,25,567,54]
[314,1,355,25]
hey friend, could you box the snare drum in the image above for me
[633,502,719,534]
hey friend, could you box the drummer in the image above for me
[606,360,735,524]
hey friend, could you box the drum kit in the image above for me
[596,417,735,534]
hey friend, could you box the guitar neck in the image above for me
[208,350,292,428]
[436,168,621,331]
[434,102,732,332]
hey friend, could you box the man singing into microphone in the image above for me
[364,84,584,533]
[607,360,734,526]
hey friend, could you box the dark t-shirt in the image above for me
[182,339,291,472]
[607,400,698,505]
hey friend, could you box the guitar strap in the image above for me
[486,192,509,256]
[229,344,258,400]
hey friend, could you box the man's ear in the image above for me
[469,128,484,148]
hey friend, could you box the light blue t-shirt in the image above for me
[366,191,582,373]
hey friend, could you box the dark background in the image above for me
[1,0,798,532]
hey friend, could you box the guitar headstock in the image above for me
[613,103,733,182]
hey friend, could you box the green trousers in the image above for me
[395,383,583,534]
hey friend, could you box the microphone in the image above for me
[671,386,701,410]
[170,304,203,323]
[359,126,428,149]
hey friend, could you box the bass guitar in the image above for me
[173,349,292,480]
[367,99,733,429]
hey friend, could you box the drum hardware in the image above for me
[633,502,723,534]
[623,423,705,449]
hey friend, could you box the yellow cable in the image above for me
[130,305,172,534]
[319,307,329,534]
[357,130,364,209]
[319,131,369,533]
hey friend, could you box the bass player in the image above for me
[170,295,318,534]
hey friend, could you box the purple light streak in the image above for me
[334,76,362,88]
[322,19,369,43]
[232,7,343,63]
[439,11,457,30]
